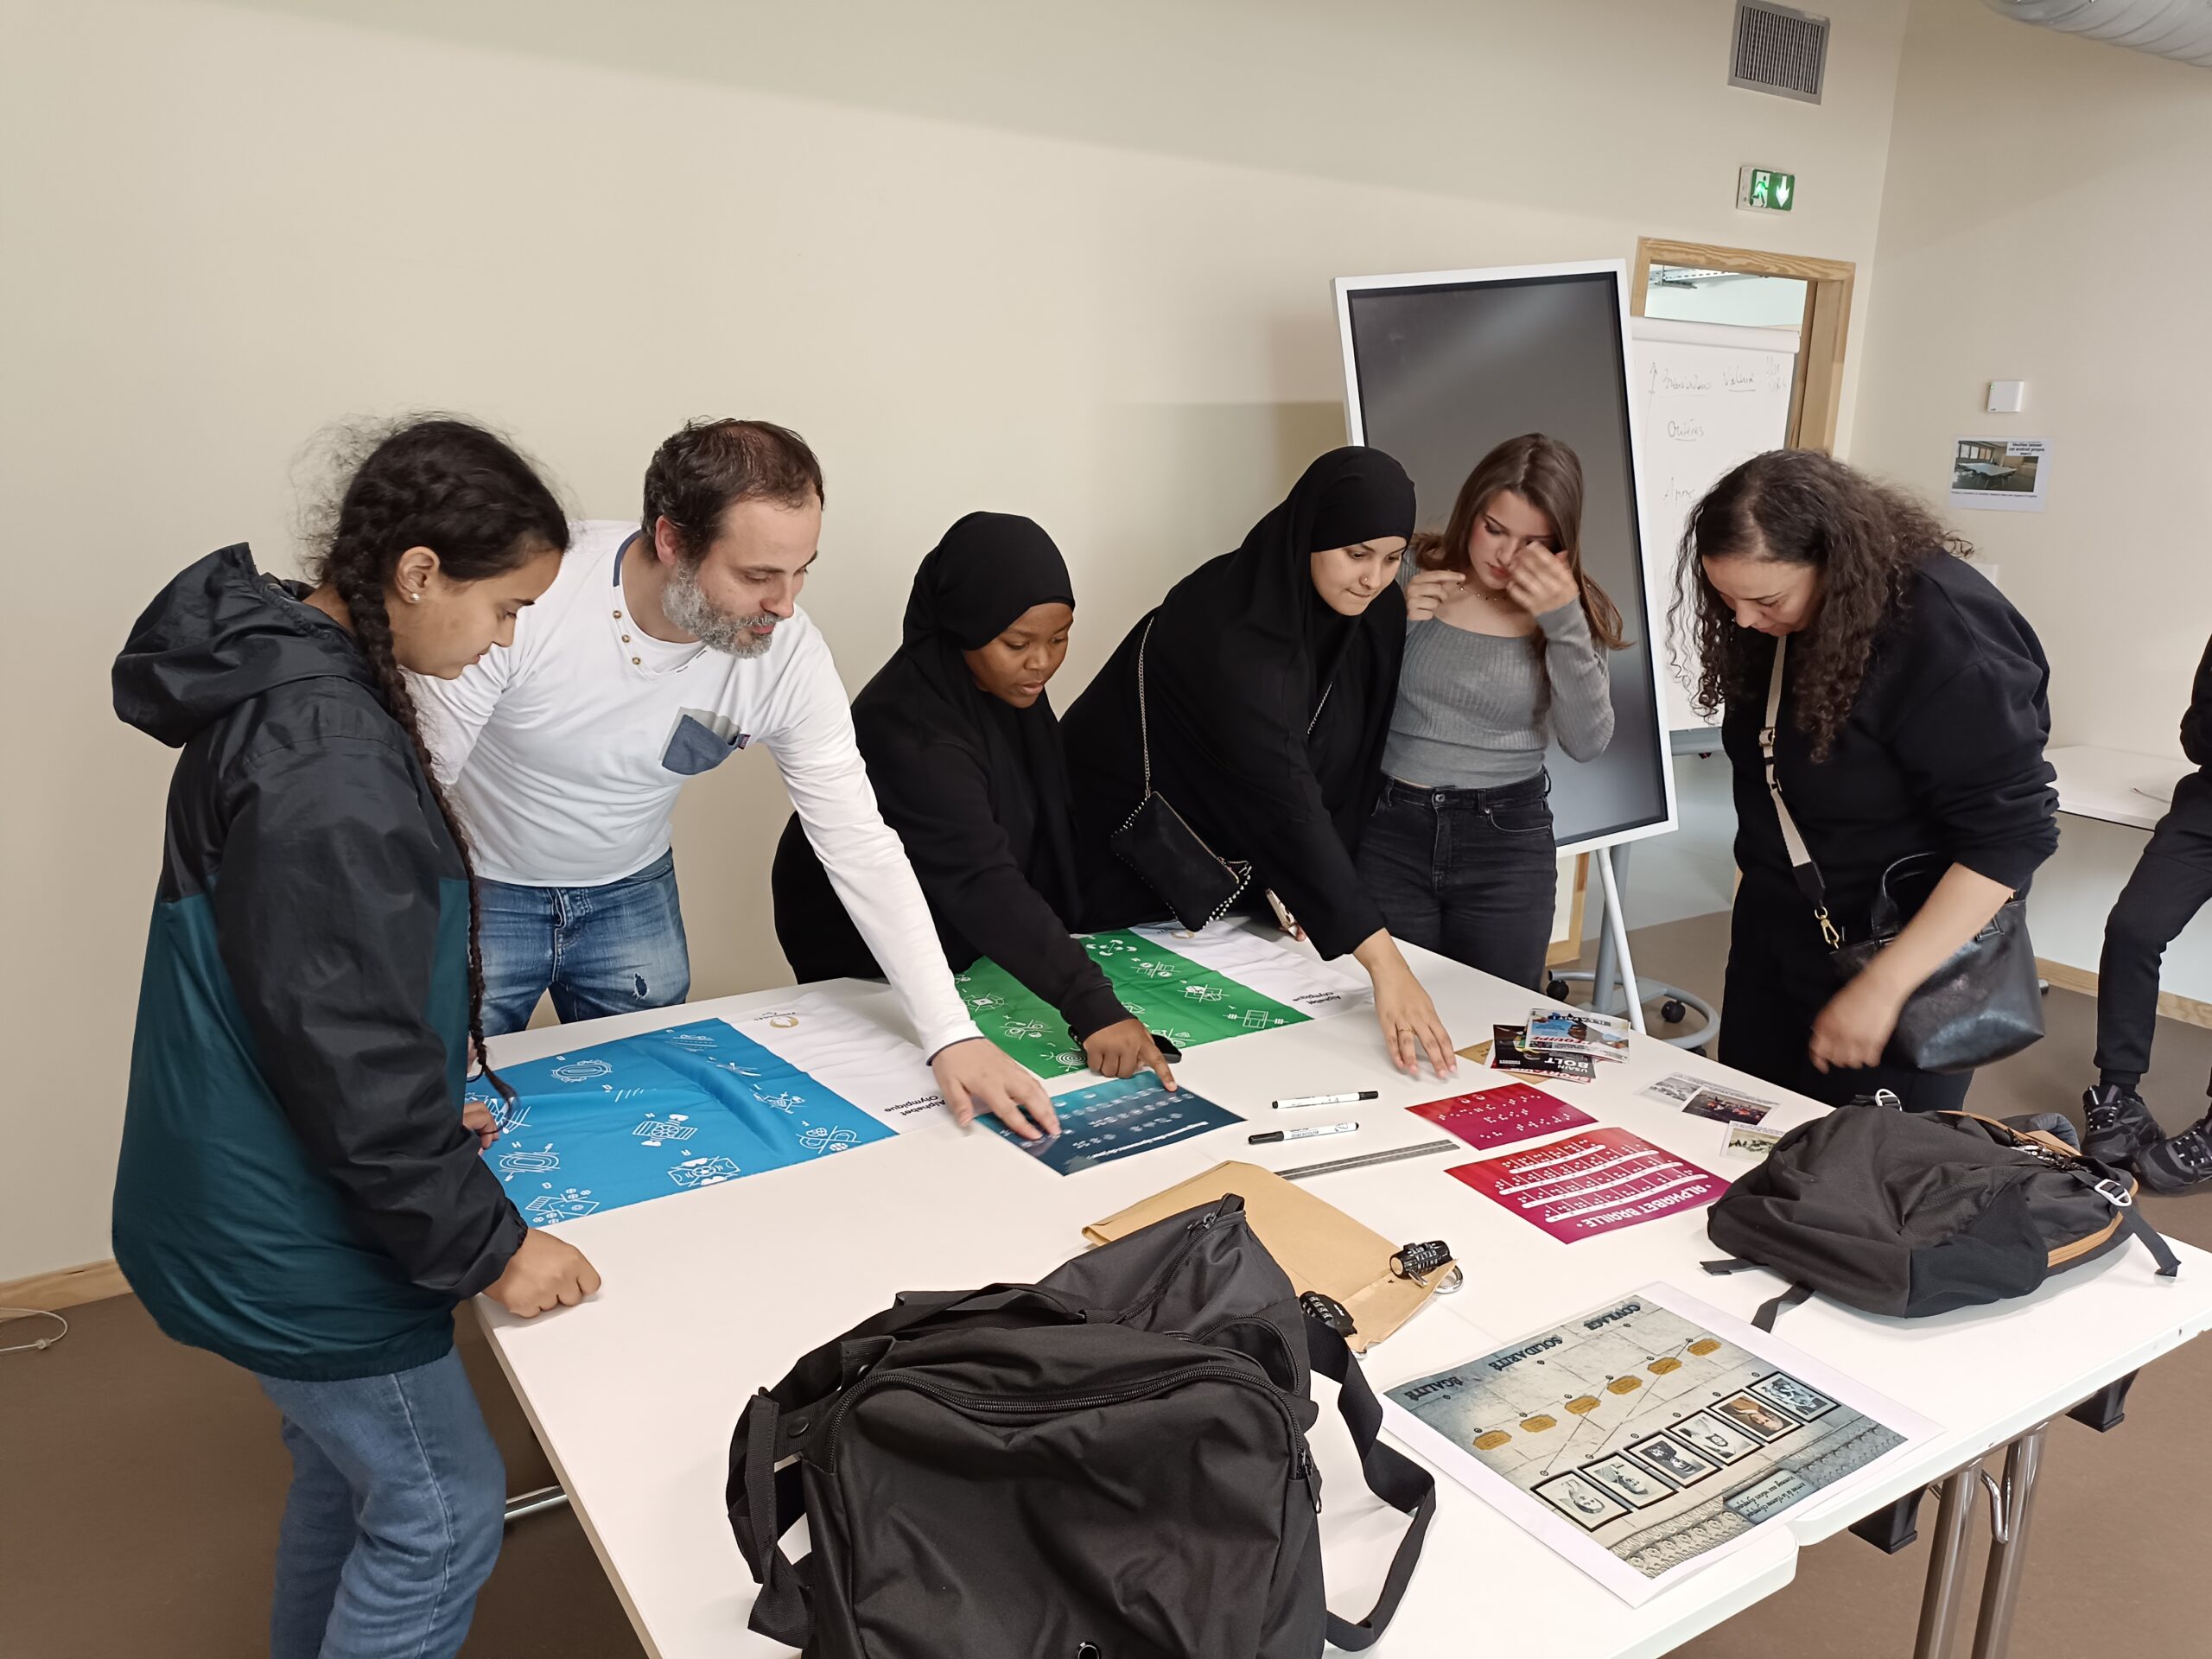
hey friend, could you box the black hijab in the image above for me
[1060,447,1416,957]
[859,512,1081,912]
[1149,444,1416,770]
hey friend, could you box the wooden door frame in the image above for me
[1629,237,1857,454]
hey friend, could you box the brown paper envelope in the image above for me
[1083,1160,1451,1351]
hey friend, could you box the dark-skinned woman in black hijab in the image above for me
[772,512,1176,1086]
[1061,448,1458,1078]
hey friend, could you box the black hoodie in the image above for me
[113,545,524,1382]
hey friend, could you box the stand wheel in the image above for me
[1660,998,1688,1025]
[1547,977,1571,1002]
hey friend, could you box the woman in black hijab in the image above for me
[772,512,1176,1085]
[1061,448,1457,1077]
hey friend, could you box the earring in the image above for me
[406,592,421,603]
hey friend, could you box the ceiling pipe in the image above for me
[1982,0,2212,66]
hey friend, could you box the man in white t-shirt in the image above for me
[415,419,1055,1137]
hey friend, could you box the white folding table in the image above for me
[2049,745,2190,831]
[477,935,2212,1659]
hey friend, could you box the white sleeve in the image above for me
[761,626,983,1058]
[409,647,513,786]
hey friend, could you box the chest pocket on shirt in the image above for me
[662,710,748,776]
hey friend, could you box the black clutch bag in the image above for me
[1107,616,1253,931]
[1833,854,2043,1075]
[1759,640,2043,1076]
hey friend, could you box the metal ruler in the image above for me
[1278,1138,1459,1181]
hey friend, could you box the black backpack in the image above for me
[1705,1108,2180,1327]
[727,1193,1433,1658]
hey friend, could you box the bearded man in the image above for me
[415,418,1055,1138]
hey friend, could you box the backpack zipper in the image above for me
[1116,1206,1236,1328]
[822,1351,1313,1491]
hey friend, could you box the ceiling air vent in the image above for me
[1729,1,1829,104]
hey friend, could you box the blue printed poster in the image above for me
[466,1019,896,1224]
[983,1074,1242,1175]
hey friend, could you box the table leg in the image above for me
[1912,1465,1978,1659]
[505,1483,571,1523]
[1967,1424,2050,1659]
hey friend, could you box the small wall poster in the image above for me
[1950,436,2049,512]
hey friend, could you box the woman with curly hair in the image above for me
[1679,449,2057,1109]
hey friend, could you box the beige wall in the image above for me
[1854,0,2212,754]
[1853,0,2212,1009]
[0,0,1911,1281]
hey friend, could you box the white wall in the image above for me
[1853,0,2212,1014]
[1643,274,1808,328]
[0,0,1913,1281]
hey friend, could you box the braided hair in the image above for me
[307,417,568,1100]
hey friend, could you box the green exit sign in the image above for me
[1737,165,1796,212]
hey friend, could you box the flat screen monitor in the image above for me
[1335,260,1676,855]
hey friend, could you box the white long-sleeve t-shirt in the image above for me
[412,521,981,1056]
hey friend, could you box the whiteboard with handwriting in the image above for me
[1630,317,1800,734]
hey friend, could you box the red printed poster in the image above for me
[1447,1127,1727,1243]
[1409,1083,1596,1152]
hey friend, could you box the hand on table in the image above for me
[486,1228,601,1319]
[933,1037,1060,1140]
[462,1096,501,1151]
[1371,961,1458,1079]
[1502,544,1580,617]
[1084,1018,1179,1089]
[1405,568,1466,621]
[1809,969,1909,1073]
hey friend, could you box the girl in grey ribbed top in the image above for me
[1356,434,1624,988]
[1381,587,1614,787]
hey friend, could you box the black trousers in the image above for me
[2095,772,2212,1090]
[1720,885,1974,1112]
[1354,773,1559,992]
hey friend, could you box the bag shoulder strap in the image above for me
[1306,1318,1434,1650]
[1760,638,1840,948]
[1135,613,1158,798]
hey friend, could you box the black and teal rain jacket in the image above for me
[112,546,523,1382]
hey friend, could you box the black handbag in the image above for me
[1109,615,1255,930]
[1759,639,2044,1074]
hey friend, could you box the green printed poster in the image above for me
[955,929,1307,1078]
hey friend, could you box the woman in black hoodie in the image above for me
[772,512,1175,1084]
[1060,448,1457,1078]
[113,418,599,1659]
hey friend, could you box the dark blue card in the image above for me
[986,1075,1242,1174]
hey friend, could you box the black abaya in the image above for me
[772,513,1131,1041]
[1060,448,1416,960]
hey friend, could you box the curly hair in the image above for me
[1670,449,1968,760]
[307,416,569,1099]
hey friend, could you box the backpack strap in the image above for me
[1701,1259,1815,1332]
[729,1391,814,1648]
[1750,1282,1815,1332]
[1306,1317,1435,1651]
[2063,1169,2181,1279]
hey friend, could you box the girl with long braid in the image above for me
[112,417,600,1659]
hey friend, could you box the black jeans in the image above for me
[1354,772,1557,990]
[2096,772,2212,1091]
[1721,883,1973,1112]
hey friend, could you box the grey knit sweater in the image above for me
[1381,590,1616,790]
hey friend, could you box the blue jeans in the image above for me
[478,849,691,1037]
[1354,772,1559,991]
[254,1349,505,1659]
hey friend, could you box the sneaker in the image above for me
[2082,1084,2161,1170]
[2136,1114,2212,1193]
